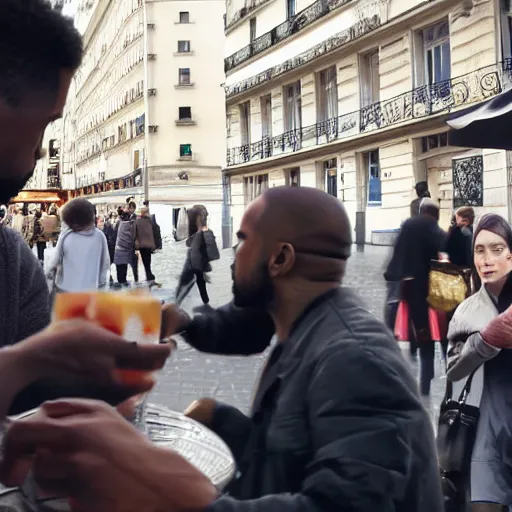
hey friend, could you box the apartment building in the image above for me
[223,0,512,245]
[59,0,226,236]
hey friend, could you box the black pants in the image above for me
[176,266,209,305]
[401,279,434,396]
[139,248,155,281]
[116,264,128,284]
[130,253,139,282]
[36,241,46,263]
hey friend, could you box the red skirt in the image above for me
[394,301,447,342]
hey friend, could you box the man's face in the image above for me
[232,198,274,309]
[456,214,470,228]
[0,70,73,204]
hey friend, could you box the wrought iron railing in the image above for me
[225,0,353,72]
[226,60,512,167]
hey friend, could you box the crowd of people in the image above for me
[1,1,512,512]
[0,198,164,293]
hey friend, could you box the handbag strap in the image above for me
[445,370,476,405]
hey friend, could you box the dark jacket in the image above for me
[184,289,443,511]
[114,220,136,265]
[135,216,156,251]
[445,225,473,267]
[385,215,446,283]
[187,230,220,273]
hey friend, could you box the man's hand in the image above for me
[184,398,217,428]
[481,305,512,349]
[15,319,171,403]
[0,399,218,512]
[161,304,191,340]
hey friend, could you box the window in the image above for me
[239,102,251,146]
[422,20,451,84]
[421,132,448,153]
[250,18,257,43]
[179,11,190,23]
[361,50,380,106]
[178,40,191,53]
[500,0,512,59]
[324,159,337,197]
[244,174,269,204]
[49,139,60,159]
[135,114,145,136]
[287,0,296,18]
[364,150,381,204]
[284,81,301,131]
[261,95,272,138]
[318,66,338,122]
[179,68,191,85]
[179,106,192,120]
[180,144,192,158]
[134,150,140,170]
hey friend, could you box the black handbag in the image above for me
[437,372,479,474]
[437,373,478,512]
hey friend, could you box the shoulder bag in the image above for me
[428,260,472,313]
[437,372,479,511]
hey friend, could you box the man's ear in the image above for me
[269,243,295,277]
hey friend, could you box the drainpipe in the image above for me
[142,0,150,202]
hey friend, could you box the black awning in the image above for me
[447,87,512,150]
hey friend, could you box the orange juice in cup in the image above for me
[53,290,162,427]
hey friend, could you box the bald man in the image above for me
[3,187,443,512]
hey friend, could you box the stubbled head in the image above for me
[232,186,352,310]
[0,0,82,205]
[419,198,440,222]
[62,198,95,232]
[473,213,512,294]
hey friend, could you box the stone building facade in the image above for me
[223,0,512,245]
[59,0,226,236]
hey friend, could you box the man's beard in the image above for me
[232,261,274,310]
[0,170,34,205]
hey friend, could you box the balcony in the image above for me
[226,60,512,167]
[225,0,353,73]
[47,175,61,189]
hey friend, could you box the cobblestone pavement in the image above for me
[40,240,446,421]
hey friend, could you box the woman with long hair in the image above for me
[445,213,512,511]
[175,205,219,305]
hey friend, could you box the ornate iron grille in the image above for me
[452,155,483,208]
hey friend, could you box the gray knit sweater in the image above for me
[0,226,50,347]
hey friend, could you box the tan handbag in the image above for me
[427,261,472,313]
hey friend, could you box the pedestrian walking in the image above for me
[445,206,474,268]
[21,206,35,249]
[410,181,431,217]
[46,198,110,293]
[175,205,219,305]
[103,212,117,285]
[385,199,446,395]
[32,210,46,266]
[135,206,160,286]
[445,213,512,512]
[114,210,137,286]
